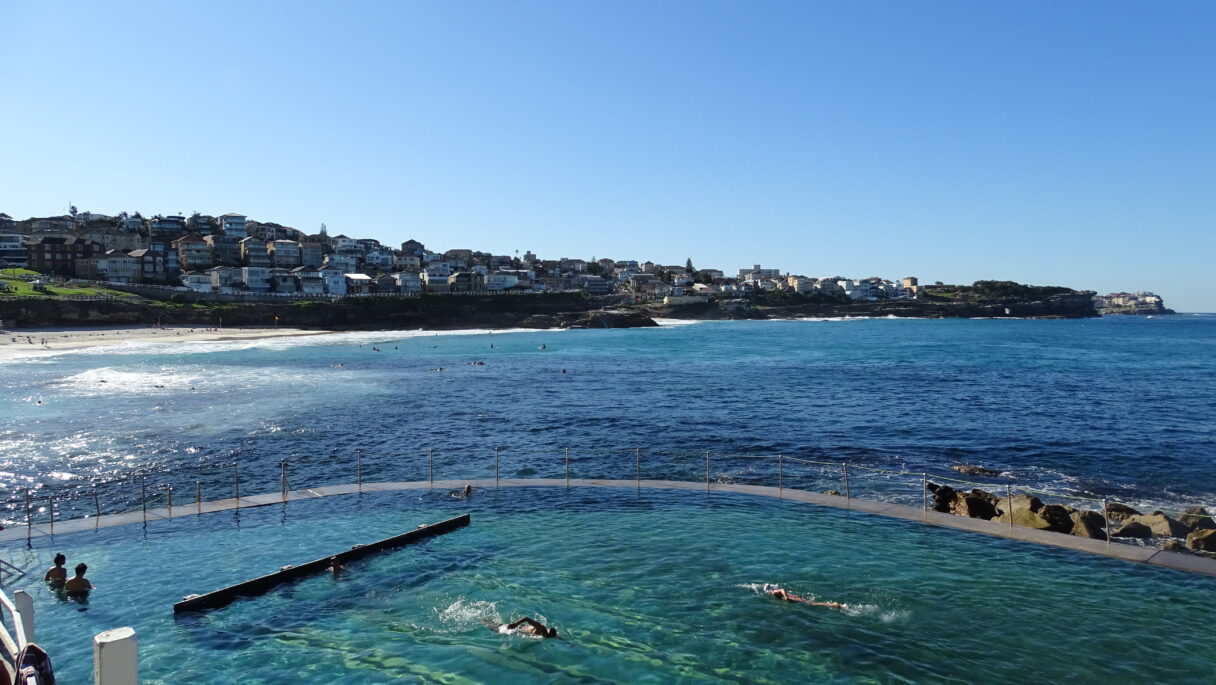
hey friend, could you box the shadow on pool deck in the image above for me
[4,478,1215,579]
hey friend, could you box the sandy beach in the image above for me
[0,325,332,359]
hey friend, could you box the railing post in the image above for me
[166,486,173,518]
[778,454,783,497]
[14,590,34,644]
[705,451,711,492]
[843,463,851,502]
[94,486,101,528]
[923,473,928,520]
[1103,498,1111,549]
[1006,483,1013,531]
[356,449,363,494]
[280,459,287,502]
[564,448,570,487]
[93,626,137,685]
[635,447,641,487]
[140,474,147,525]
[25,489,32,540]
[428,449,434,488]
[195,481,201,515]
[233,463,240,511]
[495,447,500,487]
[48,496,54,535]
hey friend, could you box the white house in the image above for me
[394,271,422,293]
[242,266,271,292]
[485,273,520,291]
[181,272,213,292]
[220,213,248,238]
[318,264,347,295]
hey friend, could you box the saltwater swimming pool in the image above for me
[11,486,1216,683]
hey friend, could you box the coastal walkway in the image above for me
[4,478,1215,579]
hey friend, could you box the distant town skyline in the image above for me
[2,2,1212,310]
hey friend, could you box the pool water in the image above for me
[11,487,1216,683]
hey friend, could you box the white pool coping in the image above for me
[4,478,1214,578]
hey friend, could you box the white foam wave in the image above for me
[24,327,560,359]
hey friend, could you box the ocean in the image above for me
[2,315,1214,522]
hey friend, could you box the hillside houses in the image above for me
[0,208,925,302]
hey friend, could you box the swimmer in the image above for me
[763,584,841,609]
[488,616,558,638]
[44,553,67,588]
[326,556,346,575]
[64,563,95,596]
[450,484,474,498]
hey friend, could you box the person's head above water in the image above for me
[74,563,87,576]
[463,484,473,495]
[53,553,66,566]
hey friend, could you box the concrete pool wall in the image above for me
[3,478,1214,579]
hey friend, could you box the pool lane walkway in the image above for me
[4,478,1215,579]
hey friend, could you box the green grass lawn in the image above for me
[0,274,141,299]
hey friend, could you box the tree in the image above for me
[685,257,695,272]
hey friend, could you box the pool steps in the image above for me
[173,513,471,613]
[3,480,1214,579]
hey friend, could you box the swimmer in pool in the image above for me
[488,616,558,638]
[764,584,841,609]
[44,553,67,588]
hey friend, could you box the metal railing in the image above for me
[3,448,1213,552]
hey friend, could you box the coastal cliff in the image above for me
[651,291,1100,320]
[0,293,658,330]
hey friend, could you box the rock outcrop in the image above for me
[1115,513,1190,538]
[1178,507,1215,532]
[1069,510,1108,540]
[1104,502,1141,522]
[1186,529,1216,552]
[951,464,1003,477]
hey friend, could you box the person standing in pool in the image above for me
[44,553,67,588]
[64,563,95,596]
[488,616,558,638]
[765,585,841,609]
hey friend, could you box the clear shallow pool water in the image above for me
[12,487,1216,684]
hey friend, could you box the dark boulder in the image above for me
[1037,503,1075,534]
[952,489,1001,520]
[1186,529,1216,552]
[1178,507,1216,532]
[1104,502,1141,522]
[926,482,956,513]
[993,494,1052,529]
[824,490,842,496]
[951,464,1003,477]
[1113,520,1153,538]
[1069,510,1108,540]
[1123,513,1190,538]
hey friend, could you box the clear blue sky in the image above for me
[2,1,1213,310]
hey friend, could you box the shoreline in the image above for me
[0,325,331,360]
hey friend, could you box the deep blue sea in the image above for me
[2,315,1215,522]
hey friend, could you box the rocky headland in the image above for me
[651,290,1100,321]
